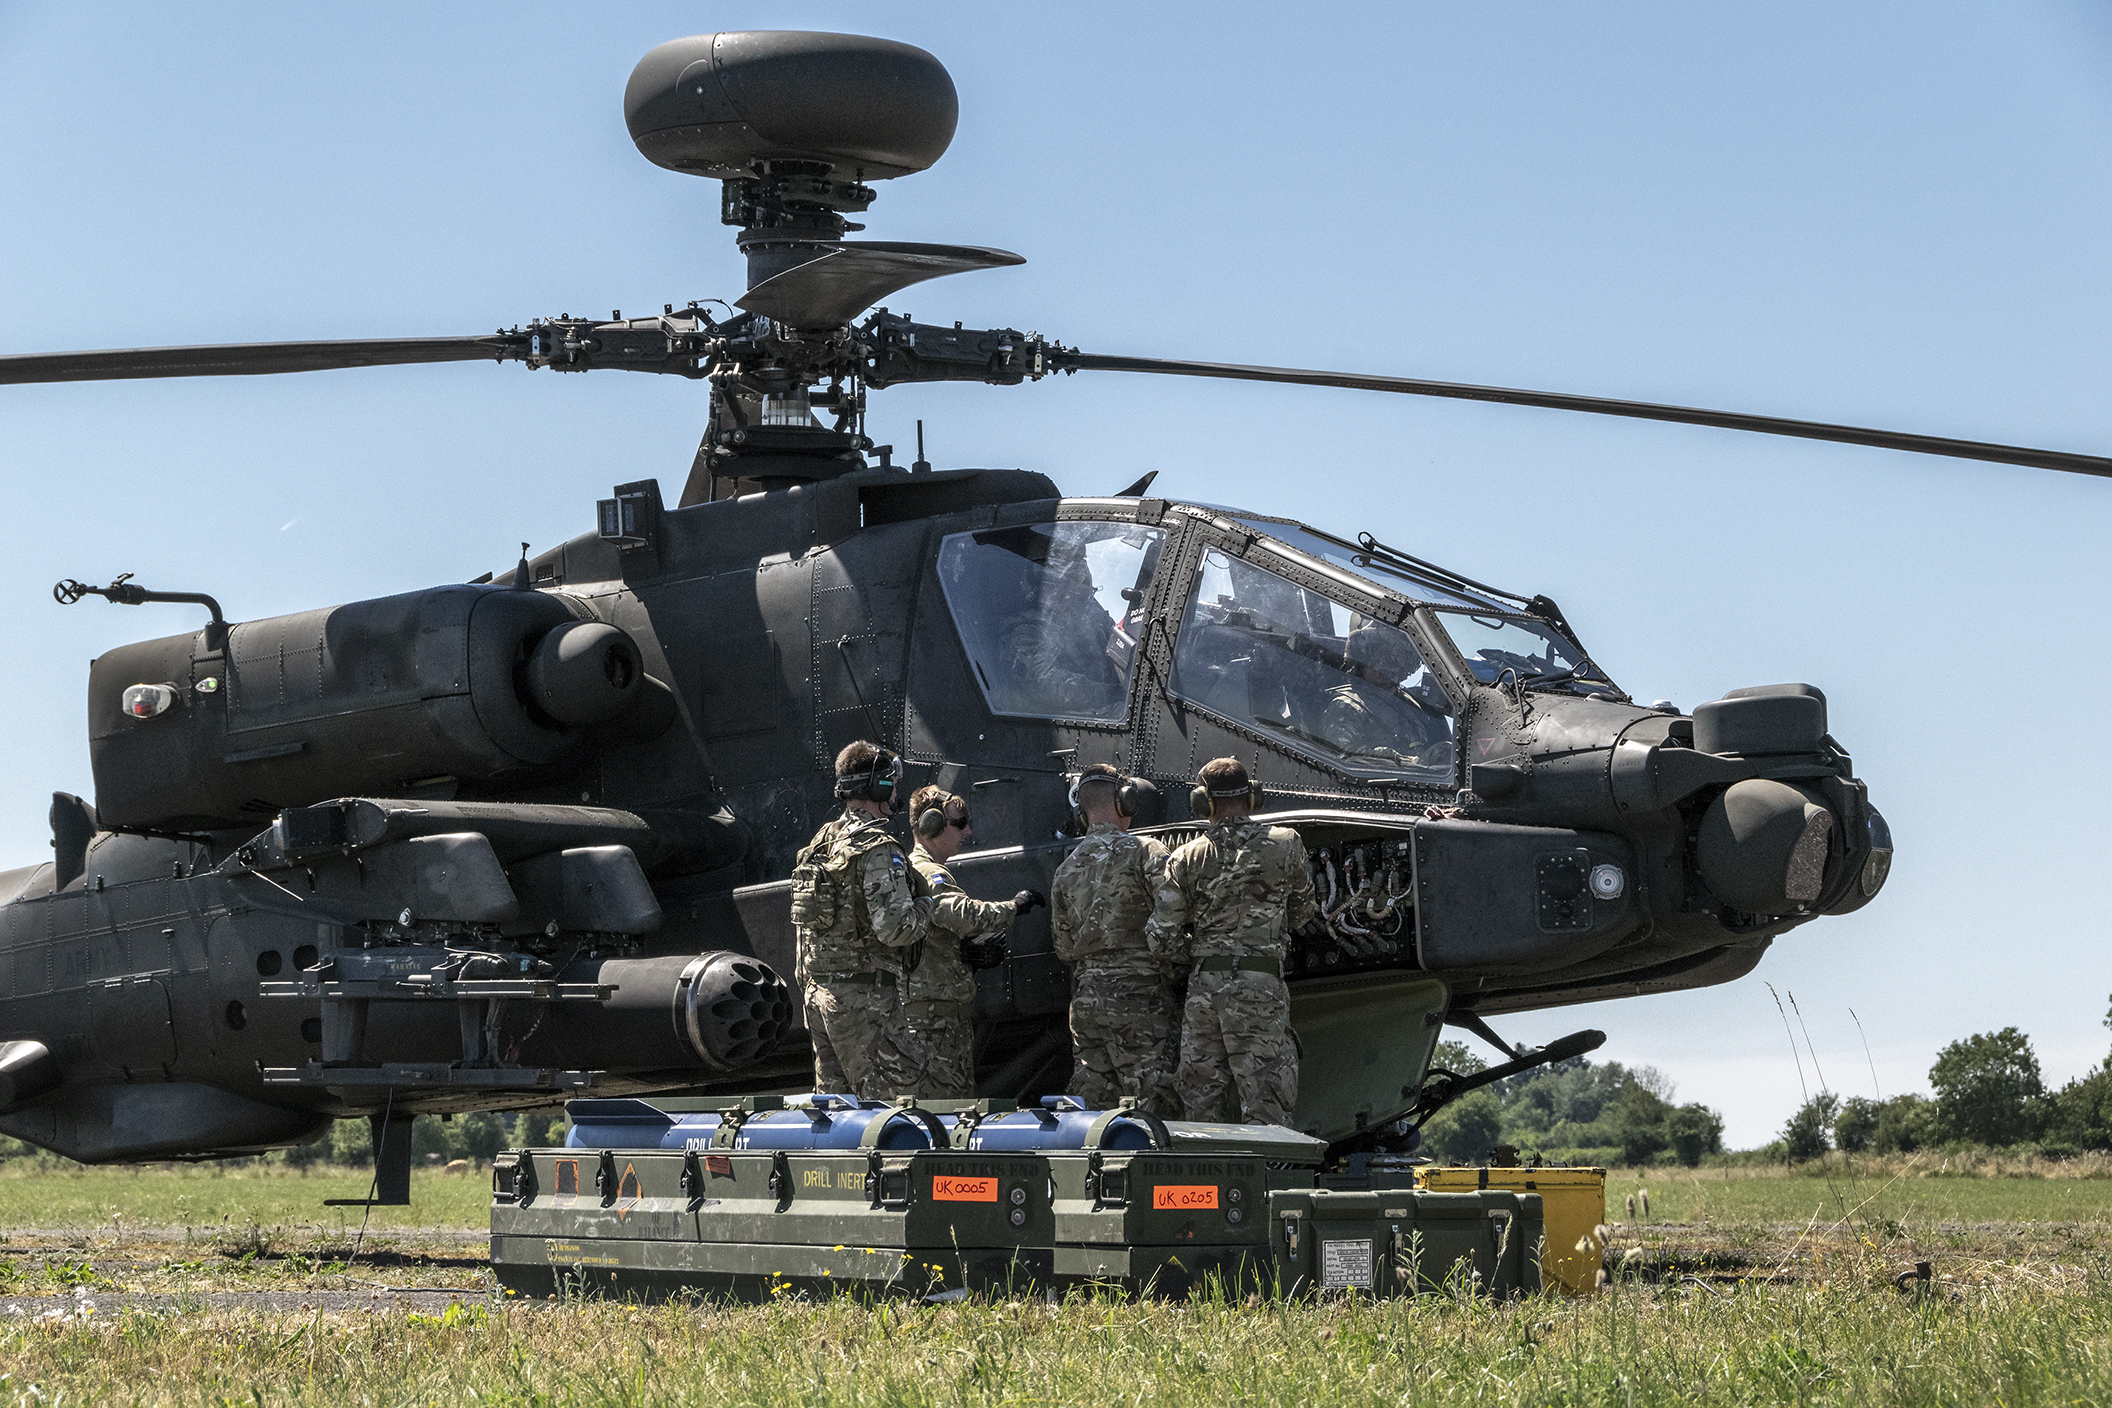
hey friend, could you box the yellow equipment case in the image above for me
[1414,1165,1606,1294]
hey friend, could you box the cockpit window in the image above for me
[1431,611,1609,692]
[937,521,1164,721]
[1168,549,1456,783]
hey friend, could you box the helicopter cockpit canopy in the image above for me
[1432,610,1597,691]
[933,503,1614,785]
[1215,511,1614,696]
[1168,547,1458,784]
[1217,514,1499,610]
[936,520,1164,722]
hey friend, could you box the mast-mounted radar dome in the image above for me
[624,31,958,183]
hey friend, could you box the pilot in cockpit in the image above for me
[995,554,1126,718]
[1316,624,1451,765]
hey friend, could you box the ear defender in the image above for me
[1191,774,1263,819]
[836,749,905,803]
[914,806,948,839]
[1072,771,1143,829]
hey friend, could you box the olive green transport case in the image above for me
[489,1098,1546,1302]
[491,1145,1054,1302]
[1273,1187,1543,1296]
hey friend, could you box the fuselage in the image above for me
[0,467,1887,1161]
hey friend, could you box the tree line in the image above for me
[1778,999,2112,1161]
[1416,1042,1726,1167]
[1416,995,2112,1168]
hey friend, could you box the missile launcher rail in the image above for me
[489,1096,1543,1302]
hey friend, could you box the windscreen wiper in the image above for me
[1520,661,1623,697]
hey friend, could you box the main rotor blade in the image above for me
[0,336,519,385]
[1062,353,2112,479]
[737,242,1023,330]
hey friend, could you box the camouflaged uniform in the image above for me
[793,812,934,1098]
[869,844,1014,1098]
[1319,680,1450,767]
[1144,817,1318,1126]
[1052,823,1178,1118]
[1319,681,1406,759]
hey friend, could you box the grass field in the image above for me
[11,1152,2109,1236]
[1606,1156,2112,1228]
[1,1160,2108,1405]
[0,1163,491,1233]
[4,1271,2108,1405]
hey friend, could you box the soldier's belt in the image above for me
[809,971,897,986]
[1072,961,1170,982]
[1192,956,1283,978]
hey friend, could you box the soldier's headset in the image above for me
[1068,772,1141,831]
[835,749,903,805]
[1189,771,1264,820]
[912,792,960,840]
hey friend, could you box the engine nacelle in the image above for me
[87,585,658,831]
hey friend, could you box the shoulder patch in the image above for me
[928,867,953,888]
[890,853,906,872]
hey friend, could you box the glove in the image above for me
[959,934,1009,970]
[1012,889,1048,915]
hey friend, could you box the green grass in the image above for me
[3,1277,2111,1405]
[1606,1163,2112,1228]
[3,1161,2110,1403]
[0,1164,491,1231]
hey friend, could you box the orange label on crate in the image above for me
[1152,1184,1219,1210]
[932,1176,999,1202]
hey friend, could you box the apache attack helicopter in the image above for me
[2,30,2107,1204]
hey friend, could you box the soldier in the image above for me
[1145,757,1318,1127]
[871,786,1042,1097]
[788,741,934,1097]
[1317,623,1451,767]
[1051,764,1178,1117]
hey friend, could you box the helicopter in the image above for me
[1,29,2107,1202]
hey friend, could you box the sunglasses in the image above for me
[946,812,972,830]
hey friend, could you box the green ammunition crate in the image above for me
[1047,1149,1285,1294]
[1045,1120,1327,1295]
[1270,1187,1544,1297]
[490,1144,1054,1302]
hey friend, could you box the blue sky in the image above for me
[4,3,2109,1146]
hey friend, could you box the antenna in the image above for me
[912,419,931,474]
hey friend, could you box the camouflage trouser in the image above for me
[870,999,977,1099]
[803,978,897,1098]
[1177,969,1298,1126]
[1068,966,1179,1119]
